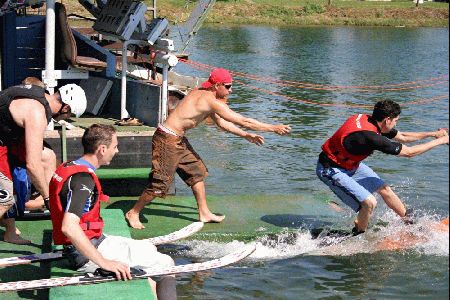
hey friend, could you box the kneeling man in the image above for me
[49,124,176,299]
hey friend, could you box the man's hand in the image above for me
[99,259,132,281]
[272,124,291,135]
[245,133,265,146]
[440,134,449,145]
[434,128,448,138]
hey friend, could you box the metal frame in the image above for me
[43,0,177,124]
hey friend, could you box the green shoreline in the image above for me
[64,0,449,27]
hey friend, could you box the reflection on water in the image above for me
[172,25,449,299]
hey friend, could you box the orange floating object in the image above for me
[375,218,449,251]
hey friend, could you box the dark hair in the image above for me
[372,100,401,122]
[82,124,116,154]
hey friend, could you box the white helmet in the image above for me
[59,84,87,118]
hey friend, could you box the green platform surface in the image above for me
[49,209,154,300]
[1,194,337,299]
[0,210,155,300]
[96,168,150,179]
[105,194,338,241]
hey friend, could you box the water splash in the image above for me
[178,213,448,260]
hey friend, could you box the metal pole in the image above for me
[120,40,131,120]
[153,51,177,125]
[160,65,169,124]
[61,123,67,162]
[153,0,156,18]
[44,0,56,94]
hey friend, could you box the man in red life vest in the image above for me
[0,83,86,244]
[316,100,449,235]
[49,124,176,299]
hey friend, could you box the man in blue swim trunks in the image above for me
[316,100,449,235]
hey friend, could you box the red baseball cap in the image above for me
[201,68,233,89]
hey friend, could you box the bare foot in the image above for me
[328,201,344,213]
[3,232,31,245]
[125,210,146,229]
[25,196,46,211]
[0,219,21,235]
[199,213,225,223]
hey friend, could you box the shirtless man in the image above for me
[0,83,86,244]
[126,68,291,229]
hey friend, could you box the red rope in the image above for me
[236,80,448,109]
[180,58,449,92]
[180,59,449,109]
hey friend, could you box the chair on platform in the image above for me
[54,2,107,74]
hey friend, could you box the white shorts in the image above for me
[78,235,174,273]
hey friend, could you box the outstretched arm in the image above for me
[398,135,449,158]
[211,114,265,146]
[394,128,448,144]
[209,99,291,135]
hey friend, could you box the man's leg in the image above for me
[191,181,225,223]
[126,130,180,229]
[317,161,378,233]
[1,217,31,244]
[42,147,57,183]
[1,175,30,244]
[156,276,177,300]
[96,235,177,299]
[126,189,156,229]
[354,196,377,233]
[377,184,407,218]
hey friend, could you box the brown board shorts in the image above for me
[144,128,208,198]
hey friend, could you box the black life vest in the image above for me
[0,85,52,145]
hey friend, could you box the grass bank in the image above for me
[64,0,448,27]
[162,0,449,27]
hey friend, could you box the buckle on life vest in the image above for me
[99,194,109,202]
[80,220,103,230]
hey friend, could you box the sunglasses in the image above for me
[223,84,232,90]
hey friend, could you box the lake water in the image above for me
[172,26,449,299]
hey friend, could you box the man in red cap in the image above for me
[126,68,291,229]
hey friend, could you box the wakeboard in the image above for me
[0,222,204,268]
[0,243,256,292]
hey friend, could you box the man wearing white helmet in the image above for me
[0,82,87,244]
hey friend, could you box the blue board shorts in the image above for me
[5,166,31,218]
[316,160,385,212]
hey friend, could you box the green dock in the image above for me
[1,194,337,299]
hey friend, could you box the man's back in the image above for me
[0,85,49,141]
